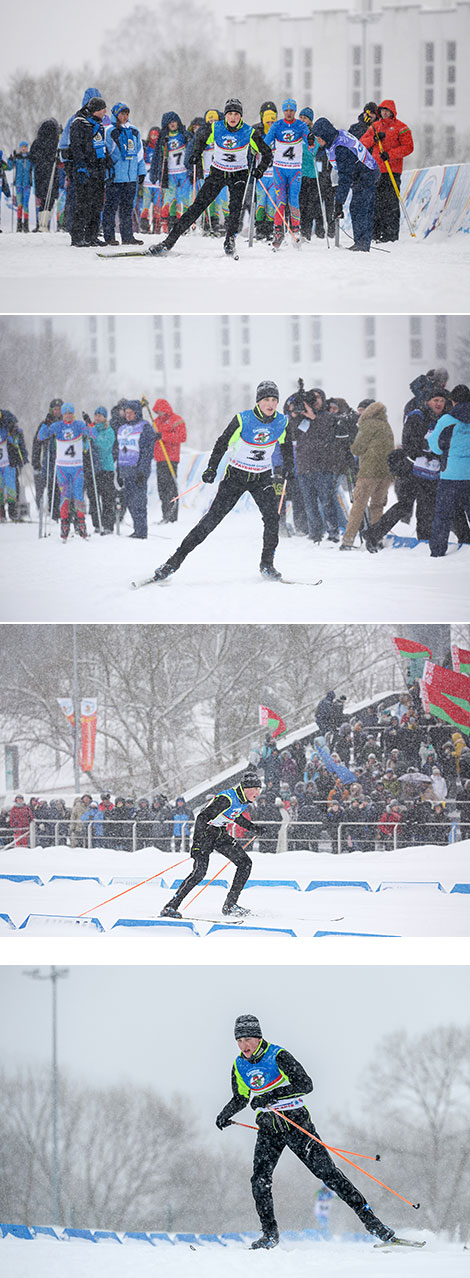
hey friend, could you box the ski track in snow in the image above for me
[2,843,469,937]
[1,1234,468,1278]
[1,508,468,623]
[1,227,469,313]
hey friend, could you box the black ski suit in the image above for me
[160,406,294,574]
[166,785,262,912]
[216,1039,393,1241]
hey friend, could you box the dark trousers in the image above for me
[373,171,401,242]
[123,471,148,537]
[370,474,437,543]
[166,168,247,247]
[430,480,470,556]
[252,1109,389,1237]
[97,470,116,531]
[170,828,252,910]
[71,167,105,245]
[297,471,338,539]
[349,165,379,250]
[103,180,136,243]
[167,467,280,571]
[157,459,178,520]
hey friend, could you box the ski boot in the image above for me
[140,213,150,234]
[327,531,340,542]
[222,902,250,919]
[358,1206,395,1242]
[224,234,236,256]
[17,213,23,232]
[23,215,29,232]
[153,560,176,581]
[122,236,144,246]
[160,902,182,919]
[250,1230,279,1251]
[148,242,170,257]
[260,561,282,580]
[363,527,380,554]
[60,518,70,542]
[349,242,369,252]
[272,225,284,249]
[339,542,353,551]
[77,518,88,539]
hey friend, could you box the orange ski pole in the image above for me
[257,177,299,243]
[278,479,287,515]
[230,1119,379,1160]
[170,481,202,504]
[276,1112,419,1208]
[77,855,192,917]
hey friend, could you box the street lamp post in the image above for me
[23,966,69,1222]
[73,624,80,794]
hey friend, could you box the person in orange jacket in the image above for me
[361,99,413,243]
[152,397,187,523]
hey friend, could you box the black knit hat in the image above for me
[234,1014,262,1039]
[225,98,243,116]
[241,770,261,790]
[256,380,279,402]
[86,97,106,115]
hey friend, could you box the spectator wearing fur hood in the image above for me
[341,400,394,548]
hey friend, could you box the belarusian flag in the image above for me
[420,661,470,735]
[392,636,433,662]
[451,644,470,677]
[259,705,286,738]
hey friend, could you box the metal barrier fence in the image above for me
[21,816,470,854]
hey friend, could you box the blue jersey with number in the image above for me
[211,120,255,172]
[227,408,288,474]
[207,786,252,829]
[265,118,309,171]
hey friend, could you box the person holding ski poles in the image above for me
[38,403,96,540]
[311,117,379,252]
[216,1014,397,1250]
[151,381,293,583]
[264,98,310,247]
[148,99,273,258]
[160,772,263,920]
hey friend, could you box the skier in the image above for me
[311,117,379,252]
[264,98,310,246]
[150,111,190,235]
[160,771,263,920]
[0,411,28,520]
[252,101,278,241]
[138,126,160,233]
[148,98,273,257]
[151,381,293,582]
[215,1014,396,1249]
[38,403,96,540]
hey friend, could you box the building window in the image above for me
[153,315,164,372]
[364,315,375,359]
[364,377,376,400]
[435,315,447,361]
[351,46,362,109]
[445,126,456,159]
[423,124,434,164]
[372,45,382,99]
[283,47,293,67]
[236,50,246,70]
[446,39,456,107]
[424,43,434,107]
[291,316,301,363]
[311,317,322,364]
[410,316,423,361]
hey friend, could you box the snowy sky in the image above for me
[4,0,348,76]
[1,964,469,1141]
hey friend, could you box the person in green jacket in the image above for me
[93,406,116,533]
[341,399,394,549]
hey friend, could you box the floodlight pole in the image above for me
[23,966,69,1222]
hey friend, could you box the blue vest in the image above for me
[227,409,288,474]
[327,130,377,172]
[235,1043,284,1096]
[208,786,251,829]
[211,120,254,171]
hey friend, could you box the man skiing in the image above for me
[152,381,293,582]
[148,99,273,258]
[264,98,310,247]
[216,1015,397,1250]
[311,117,379,252]
[160,772,263,920]
[38,403,96,540]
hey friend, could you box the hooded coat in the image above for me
[30,119,60,203]
[150,112,188,186]
[152,398,187,463]
[351,402,395,479]
[361,100,414,175]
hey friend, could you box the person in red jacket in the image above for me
[152,397,187,523]
[361,99,413,243]
[9,794,33,847]
[378,802,403,849]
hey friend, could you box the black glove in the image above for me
[135,472,146,488]
[377,131,386,141]
[283,466,294,482]
[334,200,344,219]
[202,467,216,484]
[380,151,390,162]
[216,1112,233,1130]
[154,430,162,441]
[82,411,92,425]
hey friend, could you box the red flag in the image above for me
[420,661,470,735]
[259,705,286,738]
[80,699,97,771]
[451,644,470,677]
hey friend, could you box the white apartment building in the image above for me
[226,0,470,165]
[28,314,468,444]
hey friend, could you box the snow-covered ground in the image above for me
[1,225,469,315]
[1,1231,467,1278]
[1,841,469,937]
[1,503,468,623]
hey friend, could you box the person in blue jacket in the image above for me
[8,141,33,231]
[264,98,310,246]
[427,385,470,557]
[103,102,147,246]
[172,796,195,853]
[116,399,155,539]
[311,116,379,251]
[38,402,96,540]
[93,407,116,533]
